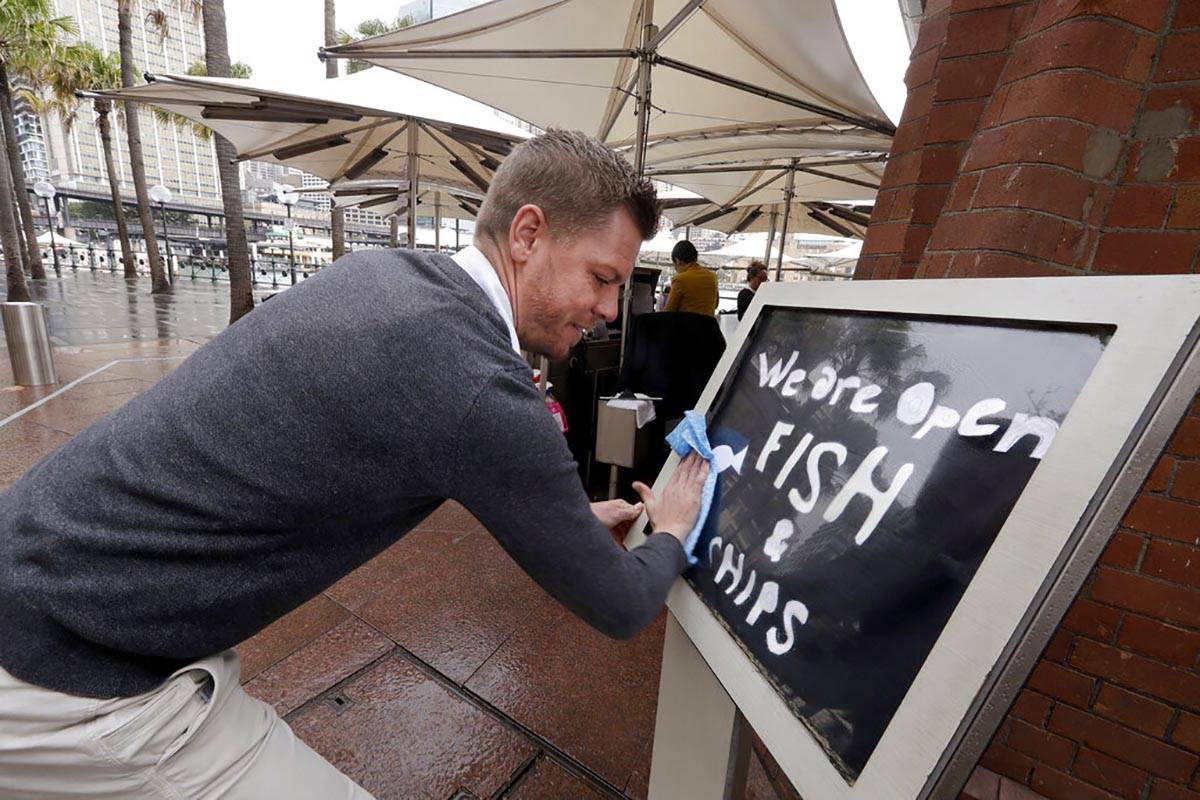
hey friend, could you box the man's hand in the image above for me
[633,452,710,547]
[590,499,645,545]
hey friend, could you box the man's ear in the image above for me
[508,204,548,267]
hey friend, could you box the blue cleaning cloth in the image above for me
[665,410,717,566]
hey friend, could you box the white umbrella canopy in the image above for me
[327,183,482,222]
[82,70,529,190]
[322,0,895,161]
[702,236,800,263]
[650,157,883,208]
[641,127,891,169]
[664,198,868,238]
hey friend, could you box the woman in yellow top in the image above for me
[665,240,719,315]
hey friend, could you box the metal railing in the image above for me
[26,242,328,290]
[18,240,467,290]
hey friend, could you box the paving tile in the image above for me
[504,756,612,799]
[745,750,785,800]
[22,391,141,435]
[236,593,350,682]
[243,616,392,716]
[1,355,123,388]
[466,597,667,789]
[750,737,802,800]
[325,535,427,613]
[352,528,548,683]
[0,420,73,487]
[55,376,152,400]
[287,653,538,800]
[58,366,135,386]
[323,512,492,615]
[0,386,56,418]
[624,738,653,799]
[963,767,1001,800]
[998,775,1043,800]
[103,358,188,381]
[626,742,784,800]
[34,410,115,437]
[417,500,485,533]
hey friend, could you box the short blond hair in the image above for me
[475,129,659,244]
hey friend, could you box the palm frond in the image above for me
[185,58,251,79]
[336,15,412,75]
[145,8,170,44]
[0,1,79,83]
[31,41,122,134]
[152,103,210,140]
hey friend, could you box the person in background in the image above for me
[737,261,769,321]
[664,240,718,315]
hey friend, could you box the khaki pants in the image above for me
[0,650,374,799]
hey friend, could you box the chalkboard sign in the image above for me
[685,307,1111,781]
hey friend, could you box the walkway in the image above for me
[0,272,794,799]
[20,267,279,347]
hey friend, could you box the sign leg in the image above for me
[649,613,750,800]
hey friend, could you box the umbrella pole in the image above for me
[763,209,778,264]
[407,121,418,249]
[632,0,654,177]
[774,163,796,281]
[435,197,442,253]
[619,0,655,374]
[612,0,657,498]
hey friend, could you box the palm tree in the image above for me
[0,0,75,279]
[117,0,168,293]
[27,43,137,279]
[0,113,28,300]
[201,0,252,322]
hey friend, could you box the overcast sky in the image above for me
[227,1,910,123]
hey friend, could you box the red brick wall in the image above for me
[858,1,1200,798]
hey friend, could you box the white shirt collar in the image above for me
[451,245,521,354]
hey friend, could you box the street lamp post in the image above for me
[32,181,59,275]
[279,187,298,285]
[149,184,173,283]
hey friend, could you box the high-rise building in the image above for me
[11,85,49,184]
[342,205,387,229]
[242,160,311,197]
[300,173,331,213]
[41,0,222,207]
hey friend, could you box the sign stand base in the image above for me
[649,613,750,800]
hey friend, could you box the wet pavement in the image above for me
[20,267,280,346]
[0,272,796,799]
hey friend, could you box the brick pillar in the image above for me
[858,0,1036,279]
[858,2,1200,799]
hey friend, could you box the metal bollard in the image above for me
[1,302,58,386]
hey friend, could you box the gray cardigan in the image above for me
[0,249,685,698]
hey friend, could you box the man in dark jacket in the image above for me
[737,260,770,321]
[0,130,707,799]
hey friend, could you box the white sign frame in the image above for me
[629,275,1200,800]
